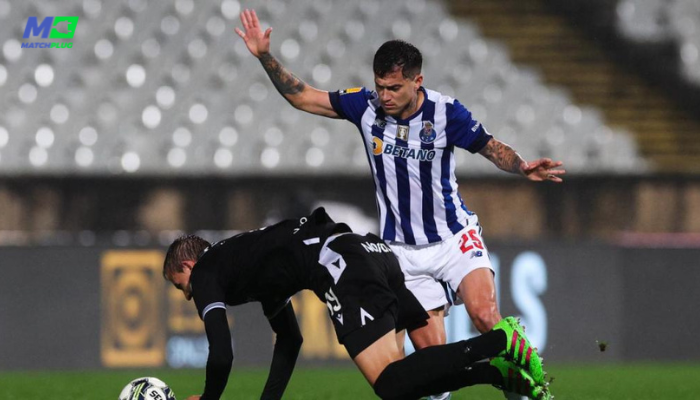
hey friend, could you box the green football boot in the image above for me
[490,357,552,400]
[492,316,545,386]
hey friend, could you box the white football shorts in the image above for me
[388,213,494,312]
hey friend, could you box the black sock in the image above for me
[372,330,507,399]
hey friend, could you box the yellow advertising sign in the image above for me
[101,250,166,367]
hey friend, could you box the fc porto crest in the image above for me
[420,121,437,143]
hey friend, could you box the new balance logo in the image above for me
[360,242,392,253]
[335,313,343,325]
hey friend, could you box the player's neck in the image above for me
[398,90,424,120]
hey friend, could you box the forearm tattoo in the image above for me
[259,53,306,97]
[480,140,525,174]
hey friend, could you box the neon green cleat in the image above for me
[492,316,545,386]
[490,357,552,400]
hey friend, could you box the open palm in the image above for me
[235,9,272,58]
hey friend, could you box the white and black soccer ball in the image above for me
[118,377,176,400]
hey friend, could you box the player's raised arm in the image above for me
[478,138,566,182]
[235,9,338,118]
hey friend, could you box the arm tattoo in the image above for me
[259,53,306,97]
[480,139,525,175]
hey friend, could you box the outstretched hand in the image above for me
[520,158,565,182]
[235,9,272,58]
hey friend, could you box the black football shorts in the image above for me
[319,233,429,358]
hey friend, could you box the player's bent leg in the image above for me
[371,330,513,400]
[457,267,502,333]
[406,307,446,349]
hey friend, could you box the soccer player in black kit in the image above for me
[163,208,551,400]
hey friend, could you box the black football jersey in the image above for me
[190,207,351,320]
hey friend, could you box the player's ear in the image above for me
[414,73,423,88]
[182,260,195,271]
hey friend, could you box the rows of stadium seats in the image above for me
[616,0,700,84]
[0,0,647,176]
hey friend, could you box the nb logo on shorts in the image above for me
[360,242,392,253]
[470,250,483,258]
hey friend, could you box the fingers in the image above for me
[264,27,273,39]
[234,27,245,39]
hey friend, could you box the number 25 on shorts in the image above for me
[458,229,483,254]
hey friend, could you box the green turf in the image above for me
[1,363,699,399]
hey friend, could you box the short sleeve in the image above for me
[328,87,373,125]
[191,268,227,320]
[445,99,493,153]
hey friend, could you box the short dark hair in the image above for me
[163,234,210,279]
[373,40,423,79]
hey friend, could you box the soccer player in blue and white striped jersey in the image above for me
[237,9,564,400]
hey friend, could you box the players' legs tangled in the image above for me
[348,318,550,400]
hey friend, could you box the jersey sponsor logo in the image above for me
[420,121,437,143]
[360,242,392,253]
[372,136,384,156]
[382,143,436,161]
[340,87,362,95]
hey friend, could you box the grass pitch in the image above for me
[1,363,698,399]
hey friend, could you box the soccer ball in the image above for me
[118,377,176,400]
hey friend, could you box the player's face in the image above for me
[374,68,423,119]
[168,262,193,300]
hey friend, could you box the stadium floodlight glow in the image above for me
[0,0,9,19]
[0,64,6,86]
[310,127,330,147]
[218,126,238,146]
[439,19,459,42]
[172,127,192,147]
[18,83,37,103]
[126,64,146,88]
[248,82,268,102]
[114,17,134,40]
[82,0,101,18]
[206,16,225,37]
[121,151,141,172]
[75,146,94,167]
[0,126,8,148]
[306,147,324,167]
[280,38,300,60]
[214,147,233,168]
[34,64,55,87]
[79,126,98,146]
[142,105,162,129]
[234,104,253,125]
[176,0,194,16]
[188,103,208,124]
[312,64,331,84]
[260,147,280,169]
[36,127,55,148]
[167,147,187,168]
[29,146,48,167]
[50,103,70,124]
[156,86,175,109]
[264,127,283,146]
[94,39,114,60]
[220,0,241,20]
[161,15,180,35]
[188,38,207,59]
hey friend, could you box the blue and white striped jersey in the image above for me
[329,86,492,245]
